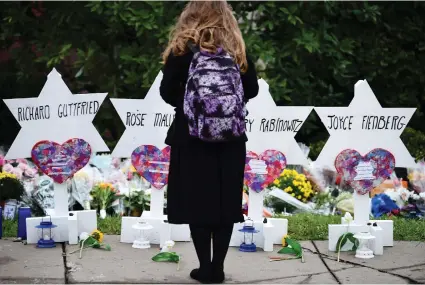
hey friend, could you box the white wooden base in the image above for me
[369,225,384,255]
[370,220,393,247]
[140,211,191,242]
[120,216,190,247]
[328,220,393,252]
[268,218,289,244]
[328,223,369,251]
[26,210,97,244]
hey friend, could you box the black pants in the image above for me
[189,224,234,274]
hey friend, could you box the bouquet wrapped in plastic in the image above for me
[266,168,317,214]
[31,175,55,214]
[72,165,97,209]
[408,160,425,193]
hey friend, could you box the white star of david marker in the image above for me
[111,72,174,158]
[314,79,417,168]
[3,68,109,160]
[246,79,313,166]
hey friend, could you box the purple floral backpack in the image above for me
[183,44,246,142]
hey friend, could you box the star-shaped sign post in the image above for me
[315,79,416,228]
[314,79,416,169]
[3,68,109,218]
[246,79,313,166]
[244,79,313,221]
[111,72,174,158]
[3,68,109,160]
[111,71,175,220]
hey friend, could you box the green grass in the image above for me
[2,218,18,238]
[2,214,425,241]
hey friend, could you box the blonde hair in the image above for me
[163,0,248,73]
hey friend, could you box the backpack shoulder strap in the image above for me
[187,41,200,54]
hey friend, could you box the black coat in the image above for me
[160,50,259,225]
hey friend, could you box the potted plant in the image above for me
[123,189,150,217]
[90,182,121,219]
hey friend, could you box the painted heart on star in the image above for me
[335,148,395,195]
[244,149,287,193]
[131,145,171,190]
[31,138,92,184]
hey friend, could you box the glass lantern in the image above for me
[238,218,259,252]
[132,220,153,249]
[35,216,57,248]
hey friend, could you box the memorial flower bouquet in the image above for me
[90,182,122,219]
[272,169,315,203]
[0,171,25,203]
[264,169,316,215]
[72,168,94,210]
[408,160,425,193]
[70,229,112,259]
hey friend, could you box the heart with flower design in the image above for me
[31,138,91,184]
[335,148,395,195]
[244,149,287,193]
[131,145,171,190]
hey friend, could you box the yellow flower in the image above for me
[281,234,289,246]
[291,193,295,197]
[297,195,302,199]
[273,179,279,185]
[130,165,137,172]
[0,172,18,180]
[90,229,104,243]
[286,186,293,192]
[302,198,307,202]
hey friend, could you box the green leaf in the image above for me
[278,247,297,255]
[347,233,359,251]
[152,252,180,263]
[286,238,303,258]
[336,232,358,253]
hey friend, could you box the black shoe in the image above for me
[190,268,212,284]
[211,270,225,284]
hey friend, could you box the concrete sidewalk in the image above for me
[0,236,424,284]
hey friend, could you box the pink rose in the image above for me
[3,163,13,173]
[11,168,23,180]
[24,168,37,178]
[111,158,121,169]
[18,163,28,171]
[16,158,27,164]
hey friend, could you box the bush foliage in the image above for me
[1,1,424,159]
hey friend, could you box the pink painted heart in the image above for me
[31,138,92,184]
[244,149,287,193]
[335,148,395,195]
[131,145,171,190]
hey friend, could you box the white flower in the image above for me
[79,232,89,240]
[412,194,420,200]
[343,212,353,223]
[385,190,404,208]
[397,187,412,202]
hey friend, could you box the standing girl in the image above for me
[160,1,259,283]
